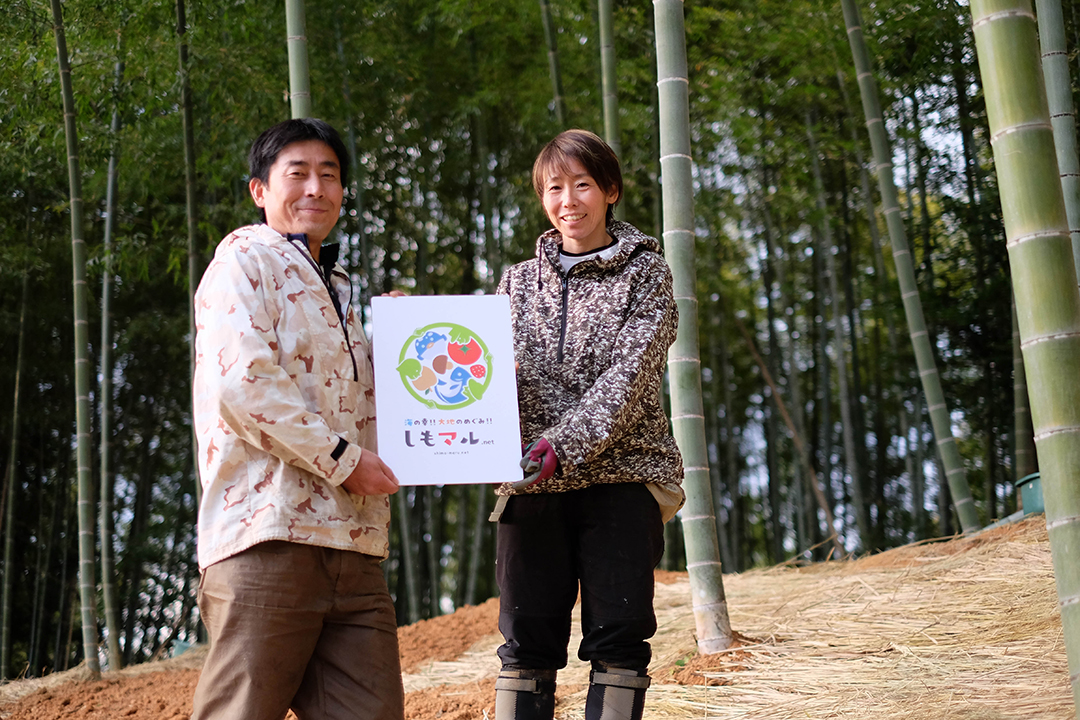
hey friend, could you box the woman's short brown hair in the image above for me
[531,129,623,226]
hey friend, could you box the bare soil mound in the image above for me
[1,516,1069,719]
[398,597,499,673]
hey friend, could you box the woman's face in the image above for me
[541,158,619,253]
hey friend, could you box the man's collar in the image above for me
[286,232,340,278]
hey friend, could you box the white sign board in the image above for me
[371,295,522,486]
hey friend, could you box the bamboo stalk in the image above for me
[598,0,624,221]
[335,12,372,318]
[0,275,28,681]
[1012,298,1037,481]
[286,0,312,118]
[397,490,421,625]
[1035,0,1080,284]
[100,53,124,672]
[654,0,732,654]
[838,0,980,533]
[538,0,566,126]
[49,0,100,678]
[967,1,1080,714]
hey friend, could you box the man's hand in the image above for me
[341,450,400,496]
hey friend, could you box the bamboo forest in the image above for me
[4,0,1080,715]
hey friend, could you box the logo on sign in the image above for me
[396,323,492,410]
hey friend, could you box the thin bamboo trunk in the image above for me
[0,274,28,680]
[1036,0,1080,283]
[177,0,202,516]
[598,0,624,221]
[912,94,936,294]
[651,77,662,240]
[49,0,100,677]
[968,5,1080,712]
[29,471,61,676]
[937,456,953,536]
[61,585,77,671]
[458,170,481,295]
[719,312,742,570]
[423,487,441,617]
[706,378,734,571]
[704,283,734,571]
[1013,298,1037,481]
[841,216,875,538]
[335,15,371,316]
[100,55,124,672]
[539,0,566,126]
[913,396,926,538]
[413,489,430,617]
[762,176,829,555]
[654,0,731,654]
[475,110,500,290]
[807,112,872,551]
[763,261,784,562]
[839,0,980,533]
[813,230,838,529]
[870,322,888,538]
[453,486,469,608]
[285,0,312,118]
[123,428,153,663]
[26,472,43,676]
[661,513,685,570]
[53,487,72,671]
[598,0,619,155]
[839,67,917,538]
[464,486,487,606]
[395,491,420,624]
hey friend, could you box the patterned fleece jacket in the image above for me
[496,220,684,496]
[193,224,389,570]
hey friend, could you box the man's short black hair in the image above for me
[248,118,350,188]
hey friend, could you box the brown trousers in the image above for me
[191,541,404,720]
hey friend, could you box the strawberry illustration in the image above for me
[470,364,486,379]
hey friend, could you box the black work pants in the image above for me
[496,482,664,671]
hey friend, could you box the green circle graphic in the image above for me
[396,322,493,410]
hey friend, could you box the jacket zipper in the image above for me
[557,266,577,363]
[287,235,359,381]
[552,243,645,364]
[327,268,359,382]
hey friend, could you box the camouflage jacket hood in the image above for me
[497,220,684,495]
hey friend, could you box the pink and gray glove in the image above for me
[513,438,558,489]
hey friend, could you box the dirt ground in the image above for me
[0,597,505,720]
[1,516,1071,719]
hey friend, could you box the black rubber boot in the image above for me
[494,668,557,720]
[584,664,650,720]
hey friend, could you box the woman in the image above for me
[493,129,685,720]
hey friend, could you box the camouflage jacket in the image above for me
[193,224,389,570]
[496,220,684,495]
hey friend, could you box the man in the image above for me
[190,118,404,720]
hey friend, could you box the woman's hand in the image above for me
[513,438,558,489]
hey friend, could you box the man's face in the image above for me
[249,139,345,243]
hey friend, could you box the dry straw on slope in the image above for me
[404,516,1070,719]
[644,517,1069,719]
